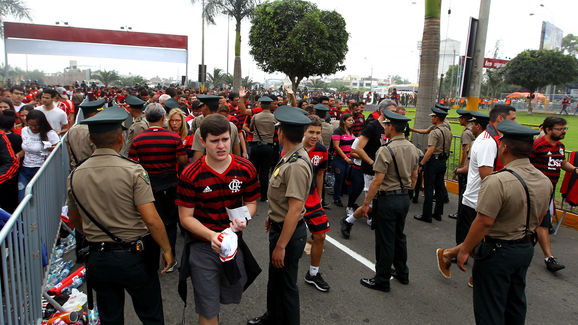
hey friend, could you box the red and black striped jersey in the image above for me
[176,155,260,232]
[351,112,365,137]
[530,136,566,185]
[307,142,328,195]
[128,127,186,189]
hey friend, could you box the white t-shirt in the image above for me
[21,127,60,168]
[14,103,24,112]
[35,106,68,132]
[462,130,497,209]
[350,137,362,166]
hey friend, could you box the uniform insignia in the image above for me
[141,171,150,185]
[229,179,242,193]
[274,168,280,177]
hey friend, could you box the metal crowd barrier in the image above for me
[0,136,70,324]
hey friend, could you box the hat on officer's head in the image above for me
[274,106,312,126]
[314,104,329,111]
[468,111,489,123]
[497,120,539,142]
[383,109,411,124]
[125,95,145,108]
[430,106,448,117]
[258,96,274,103]
[197,94,221,110]
[164,98,179,110]
[456,109,472,118]
[81,105,129,134]
[435,103,450,112]
[78,98,106,115]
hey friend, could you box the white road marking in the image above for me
[325,235,376,272]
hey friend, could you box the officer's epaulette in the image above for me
[287,152,300,163]
[120,155,139,164]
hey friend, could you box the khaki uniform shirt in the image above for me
[427,125,452,155]
[191,121,240,153]
[321,121,334,149]
[66,148,153,242]
[250,110,276,143]
[121,115,149,156]
[65,124,95,169]
[267,143,312,223]
[190,115,204,135]
[476,158,552,240]
[460,125,475,166]
[442,120,451,130]
[373,135,420,191]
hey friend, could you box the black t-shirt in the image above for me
[359,120,388,175]
[5,132,22,154]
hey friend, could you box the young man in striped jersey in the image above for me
[302,115,331,292]
[530,117,576,272]
[177,114,259,325]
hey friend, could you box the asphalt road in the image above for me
[124,191,578,325]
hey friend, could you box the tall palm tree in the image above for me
[414,0,441,147]
[241,76,257,89]
[92,70,120,87]
[207,67,228,89]
[307,78,326,90]
[201,0,259,92]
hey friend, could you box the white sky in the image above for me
[4,0,578,84]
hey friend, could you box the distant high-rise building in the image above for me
[438,38,461,76]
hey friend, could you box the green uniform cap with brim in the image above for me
[456,109,472,117]
[164,98,179,110]
[430,107,448,117]
[313,104,329,111]
[125,95,146,107]
[467,111,489,122]
[78,98,106,115]
[197,94,221,109]
[435,103,450,112]
[81,105,129,133]
[258,96,274,103]
[497,120,539,141]
[274,105,312,126]
[383,109,411,123]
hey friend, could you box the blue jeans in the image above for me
[18,166,40,202]
[347,165,364,207]
[332,156,350,202]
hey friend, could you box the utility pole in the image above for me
[466,0,491,111]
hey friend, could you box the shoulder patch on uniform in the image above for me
[140,170,151,185]
[120,155,139,164]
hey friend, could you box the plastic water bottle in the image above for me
[88,305,99,325]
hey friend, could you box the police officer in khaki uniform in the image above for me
[67,106,174,324]
[249,96,277,200]
[121,95,149,156]
[414,107,453,223]
[65,98,104,169]
[448,109,476,221]
[360,110,419,292]
[248,106,313,325]
[441,121,551,325]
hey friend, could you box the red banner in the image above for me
[483,58,509,69]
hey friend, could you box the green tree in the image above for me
[504,49,578,112]
[116,75,147,87]
[199,0,258,92]
[391,75,411,85]
[483,68,505,99]
[91,70,120,87]
[249,0,348,90]
[241,76,257,89]
[307,78,326,90]
[561,34,578,57]
[207,67,229,89]
[414,0,441,132]
[441,65,459,97]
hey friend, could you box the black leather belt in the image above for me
[269,219,304,232]
[432,154,449,160]
[88,241,135,252]
[483,236,531,245]
[377,189,409,197]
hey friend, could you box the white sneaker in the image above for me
[366,218,372,227]
[345,207,354,218]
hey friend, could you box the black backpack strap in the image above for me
[498,168,532,237]
[385,144,404,190]
[70,169,125,243]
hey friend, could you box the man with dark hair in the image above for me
[36,88,69,134]
[67,106,174,324]
[65,99,105,169]
[177,113,259,325]
[487,104,517,171]
[249,106,312,325]
[360,110,419,292]
[530,116,575,272]
[414,107,452,223]
[129,103,188,270]
[350,102,365,137]
[249,96,276,200]
[10,86,25,112]
[437,121,551,325]
[191,95,241,162]
[121,96,149,157]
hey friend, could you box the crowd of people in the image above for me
[0,82,574,325]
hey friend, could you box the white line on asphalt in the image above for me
[325,235,375,272]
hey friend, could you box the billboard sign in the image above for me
[483,58,509,69]
[540,21,563,50]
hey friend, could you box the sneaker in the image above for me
[366,217,372,227]
[345,207,354,218]
[545,257,565,272]
[467,276,473,288]
[448,213,458,219]
[305,271,330,292]
[436,248,451,279]
[340,217,353,239]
